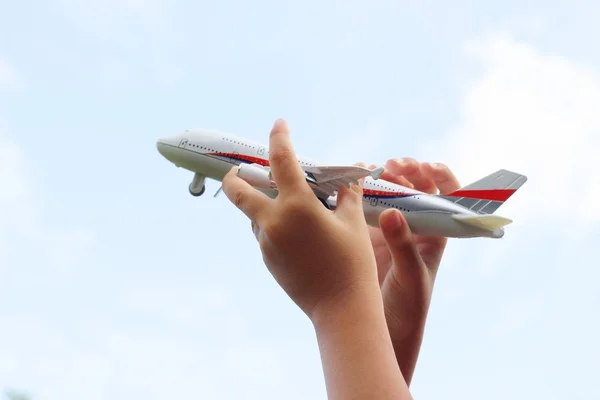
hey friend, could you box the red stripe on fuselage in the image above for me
[208,152,270,166]
[446,189,516,202]
[207,152,415,197]
[363,189,413,198]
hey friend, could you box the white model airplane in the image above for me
[157,129,527,239]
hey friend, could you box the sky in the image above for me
[1,0,599,399]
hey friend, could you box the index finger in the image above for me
[222,166,272,221]
[385,158,437,194]
[367,163,414,189]
[421,163,461,194]
[267,118,310,195]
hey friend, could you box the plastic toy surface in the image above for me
[157,129,527,239]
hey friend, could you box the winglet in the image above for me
[370,167,385,180]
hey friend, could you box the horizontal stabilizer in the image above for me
[452,214,513,231]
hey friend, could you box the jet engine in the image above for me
[237,163,277,190]
[237,163,335,209]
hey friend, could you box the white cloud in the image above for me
[420,33,600,225]
[411,35,600,398]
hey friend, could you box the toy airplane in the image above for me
[157,129,527,239]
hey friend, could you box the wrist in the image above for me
[309,279,413,399]
[309,279,382,330]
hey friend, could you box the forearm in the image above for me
[386,318,426,386]
[311,283,413,400]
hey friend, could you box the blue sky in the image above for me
[1,0,599,399]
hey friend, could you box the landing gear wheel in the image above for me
[189,173,206,197]
[189,183,206,197]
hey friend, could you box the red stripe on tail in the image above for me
[446,189,516,202]
[208,152,270,166]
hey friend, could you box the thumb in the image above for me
[379,209,428,286]
[379,209,431,386]
[379,209,432,338]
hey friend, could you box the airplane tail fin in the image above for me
[439,169,527,214]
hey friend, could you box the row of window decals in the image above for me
[188,139,416,212]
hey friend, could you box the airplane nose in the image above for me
[156,136,178,156]
[156,138,168,156]
[156,136,183,162]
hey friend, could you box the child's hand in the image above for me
[222,119,412,399]
[365,159,460,385]
[221,118,379,320]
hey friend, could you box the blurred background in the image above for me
[1,0,599,399]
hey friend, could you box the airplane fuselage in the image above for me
[157,129,507,239]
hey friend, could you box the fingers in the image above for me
[268,118,309,196]
[356,161,414,188]
[379,210,430,387]
[335,181,365,222]
[421,162,461,194]
[385,158,437,194]
[336,162,371,221]
[378,169,414,188]
[222,166,271,221]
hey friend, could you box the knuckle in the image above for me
[434,162,449,173]
[263,219,284,243]
[234,190,246,209]
[399,177,413,187]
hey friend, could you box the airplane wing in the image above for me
[303,165,384,198]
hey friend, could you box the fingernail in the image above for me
[273,118,285,130]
